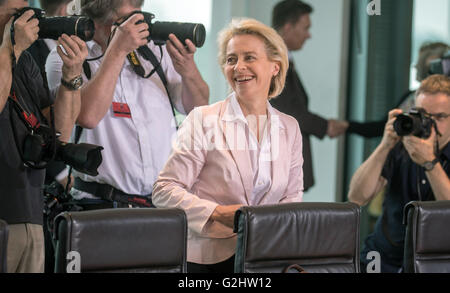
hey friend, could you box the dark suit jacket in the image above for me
[270,61,328,191]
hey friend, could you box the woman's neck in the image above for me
[236,95,268,117]
[236,95,268,143]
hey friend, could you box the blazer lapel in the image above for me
[256,112,287,205]
[219,99,253,205]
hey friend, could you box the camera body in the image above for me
[128,11,206,48]
[429,50,450,77]
[22,123,103,176]
[13,7,95,41]
[393,108,433,139]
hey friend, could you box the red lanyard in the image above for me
[9,90,40,130]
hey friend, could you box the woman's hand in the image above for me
[210,204,243,229]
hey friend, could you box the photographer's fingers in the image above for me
[168,34,189,56]
[58,34,77,57]
[11,11,39,55]
[70,35,88,55]
[56,44,70,65]
[184,39,197,54]
[387,109,403,121]
[136,22,149,33]
[15,9,36,24]
[123,13,144,26]
[381,109,402,149]
[112,14,148,53]
[136,23,150,41]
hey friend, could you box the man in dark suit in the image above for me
[271,0,348,191]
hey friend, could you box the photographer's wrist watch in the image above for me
[61,75,83,91]
[423,157,440,171]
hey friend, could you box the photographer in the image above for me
[0,0,87,273]
[45,0,209,210]
[348,74,450,273]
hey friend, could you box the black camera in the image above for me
[22,124,103,176]
[13,7,95,41]
[125,11,206,48]
[393,108,433,139]
[429,50,450,77]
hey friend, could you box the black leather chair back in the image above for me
[403,201,450,273]
[0,219,8,273]
[234,202,360,273]
[54,208,187,273]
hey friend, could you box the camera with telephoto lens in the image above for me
[125,11,206,48]
[428,50,450,77]
[13,7,95,41]
[393,108,434,139]
[22,123,103,176]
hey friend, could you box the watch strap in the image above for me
[424,157,440,171]
[60,75,82,91]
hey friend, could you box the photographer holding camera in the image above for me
[45,0,209,210]
[348,74,450,273]
[0,0,87,272]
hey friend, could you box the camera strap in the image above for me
[130,45,179,130]
[8,90,40,131]
[10,19,17,67]
[8,85,56,169]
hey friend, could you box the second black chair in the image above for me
[234,202,360,273]
[403,201,450,273]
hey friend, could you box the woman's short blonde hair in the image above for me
[217,18,289,99]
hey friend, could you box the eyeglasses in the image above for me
[425,112,450,122]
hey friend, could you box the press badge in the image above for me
[112,102,131,118]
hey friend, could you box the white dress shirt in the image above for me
[46,40,185,198]
[227,94,272,205]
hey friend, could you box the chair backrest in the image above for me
[234,202,360,273]
[0,219,8,273]
[403,201,450,273]
[54,208,187,273]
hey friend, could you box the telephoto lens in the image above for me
[39,16,95,42]
[13,7,95,42]
[151,21,206,48]
[140,12,206,48]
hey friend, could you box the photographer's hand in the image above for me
[3,10,39,61]
[166,33,197,77]
[57,34,88,81]
[403,127,436,166]
[380,109,402,151]
[109,13,149,57]
[166,33,209,112]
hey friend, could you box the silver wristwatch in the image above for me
[423,158,440,171]
[61,75,83,91]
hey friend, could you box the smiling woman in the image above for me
[152,18,303,273]
[218,18,288,102]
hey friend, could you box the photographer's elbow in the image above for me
[76,114,99,129]
[348,190,368,207]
